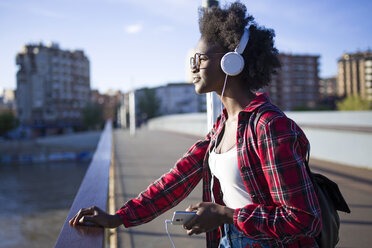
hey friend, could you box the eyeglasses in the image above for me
[190,52,225,70]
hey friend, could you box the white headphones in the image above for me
[220,28,250,76]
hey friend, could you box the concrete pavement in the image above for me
[113,129,205,248]
[113,128,372,248]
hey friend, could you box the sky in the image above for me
[0,0,371,93]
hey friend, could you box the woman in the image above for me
[70,2,321,247]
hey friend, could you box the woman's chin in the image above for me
[193,84,203,94]
[193,83,209,95]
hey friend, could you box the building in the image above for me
[91,89,123,124]
[121,83,206,127]
[155,83,206,115]
[337,51,372,102]
[0,88,16,114]
[16,42,90,135]
[319,76,337,99]
[319,76,338,109]
[266,53,320,111]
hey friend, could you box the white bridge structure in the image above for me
[148,111,372,169]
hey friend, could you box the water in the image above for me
[0,162,89,248]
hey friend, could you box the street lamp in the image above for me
[202,0,221,131]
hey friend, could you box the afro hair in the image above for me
[199,2,280,90]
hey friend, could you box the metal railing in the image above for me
[54,120,114,248]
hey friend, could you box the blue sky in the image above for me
[0,0,371,93]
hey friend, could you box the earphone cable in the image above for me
[220,74,228,111]
[213,74,229,152]
[165,219,176,248]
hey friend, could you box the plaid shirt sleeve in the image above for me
[233,114,321,243]
[116,133,211,227]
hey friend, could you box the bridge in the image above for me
[54,111,372,248]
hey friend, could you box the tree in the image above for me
[82,102,104,130]
[336,95,371,111]
[0,111,18,136]
[137,88,161,119]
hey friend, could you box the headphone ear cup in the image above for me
[220,52,245,76]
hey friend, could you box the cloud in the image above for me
[124,23,143,34]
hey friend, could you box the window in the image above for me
[293,86,302,92]
[296,80,306,85]
[283,86,291,92]
[294,72,306,78]
[293,57,305,64]
[295,64,305,71]
[306,57,314,64]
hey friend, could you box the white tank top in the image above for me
[208,146,252,209]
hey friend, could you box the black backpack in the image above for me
[253,105,351,247]
[304,151,351,248]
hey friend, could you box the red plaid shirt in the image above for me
[116,93,321,248]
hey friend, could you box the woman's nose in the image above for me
[191,64,199,73]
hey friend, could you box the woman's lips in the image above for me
[193,76,201,84]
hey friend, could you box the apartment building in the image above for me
[16,42,90,133]
[319,76,337,99]
[0,88,16,114]
[266,53,320,111]
[337,51,372,102]
[155,83,206,115]
[122,83,206,127]
[91,89,123,122]
[318,76,338,109]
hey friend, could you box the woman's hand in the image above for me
[183,202,234,235]
[69,206,122,228]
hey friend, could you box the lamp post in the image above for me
[129,90,136,136]
[203,0,220,131]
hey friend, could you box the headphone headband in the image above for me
[234,28,250,54]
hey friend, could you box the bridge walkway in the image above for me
[113,128,372,248]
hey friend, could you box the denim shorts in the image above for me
[218,224,270,248]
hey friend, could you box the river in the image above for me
[0,162,89,248]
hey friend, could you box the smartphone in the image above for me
[171,211,196,225]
